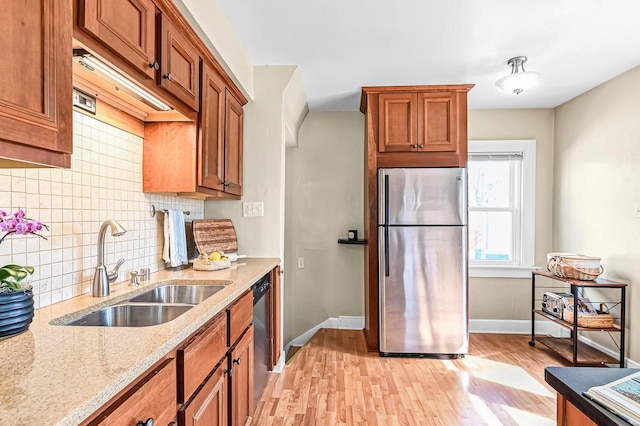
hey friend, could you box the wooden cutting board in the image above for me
[192,219,238,254]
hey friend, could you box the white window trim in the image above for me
[468,139,536,278]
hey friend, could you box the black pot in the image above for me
[0,289,34,338]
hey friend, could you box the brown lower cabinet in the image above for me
[179,325,254,426]
[557,395,597,426]
[180,292,254,426]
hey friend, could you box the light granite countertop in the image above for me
[0,257,279,426]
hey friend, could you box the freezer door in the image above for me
[378,168,467,226]
[379,225,468,355]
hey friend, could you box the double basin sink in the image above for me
[63,284,226,327]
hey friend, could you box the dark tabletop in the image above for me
[545,367,640,425]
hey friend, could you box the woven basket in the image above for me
[546,253,603,281]
[563,310,614,328]
[562,296,614,328]
[193,254,231,271]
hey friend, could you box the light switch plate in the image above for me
[242,201,264,217]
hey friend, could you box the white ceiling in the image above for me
[217,0,640,111]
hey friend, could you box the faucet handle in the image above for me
[108,258,126,282]
[129,270,141,286]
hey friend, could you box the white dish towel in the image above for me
[162,210,188,267]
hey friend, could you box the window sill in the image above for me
[470,265,540,278]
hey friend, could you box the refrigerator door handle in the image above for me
[384,174,390,277]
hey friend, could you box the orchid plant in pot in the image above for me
[0,209,48,338]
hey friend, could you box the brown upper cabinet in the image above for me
[158,14,200,111]
[223,90,244,196]
[142,63,245,200]
[77,0,157,80]
[75,0,200,113]
[362,85,474,167]
[1,1,72,168]
[198,61,243,197]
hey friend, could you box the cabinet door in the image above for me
[92,358,177,426]
[224,91,244,196]
[230,326,254,426]
[269,266,281,370]
[78,0,156,80]
[198,62,225,191]
[180,364,228,426]
[378,93,417,153]
[0,0,72,167]
[159,14,200,111]
[417,92,458,153]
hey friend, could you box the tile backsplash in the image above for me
[0,112,204,308]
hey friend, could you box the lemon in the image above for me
[208,251,222,261]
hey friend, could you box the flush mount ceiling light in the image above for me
[495,56,540,95]
[72,49,172,111]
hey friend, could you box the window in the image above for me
[468,140,536,278]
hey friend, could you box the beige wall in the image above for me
[283,111,365,344]
[281,108,555,344]
[554,66,640,361]
[468,109,555,320]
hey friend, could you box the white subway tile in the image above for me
[3,114,204,308]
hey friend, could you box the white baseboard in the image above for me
[285,317,638,367]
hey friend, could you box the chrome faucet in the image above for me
[93,219,127,297]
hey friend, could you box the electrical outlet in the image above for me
[242,201,264,217]
[297,257,305,269]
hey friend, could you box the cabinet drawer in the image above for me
[91,358,176,425]
[228,290,253,345]
[178,312,228,403]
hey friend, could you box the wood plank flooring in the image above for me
[252,330,570,425]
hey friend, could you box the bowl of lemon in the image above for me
[193,251,231,271]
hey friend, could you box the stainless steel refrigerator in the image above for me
[378,168,468,357]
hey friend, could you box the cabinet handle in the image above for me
[412,144,418,148]
[419,144,424,148]
[168,423,176,426]
[163,73,172,81]
[149,61,160,70]
[233,357,241,365]
[224,367,231,377]
[136,418,153,426]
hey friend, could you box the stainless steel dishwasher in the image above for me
[251,273,271,407]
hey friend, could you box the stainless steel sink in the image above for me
[63,304,193,327]
[127,284,226,305]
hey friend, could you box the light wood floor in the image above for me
[252,330,570,425]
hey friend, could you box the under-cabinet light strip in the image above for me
[80,56,172,111]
